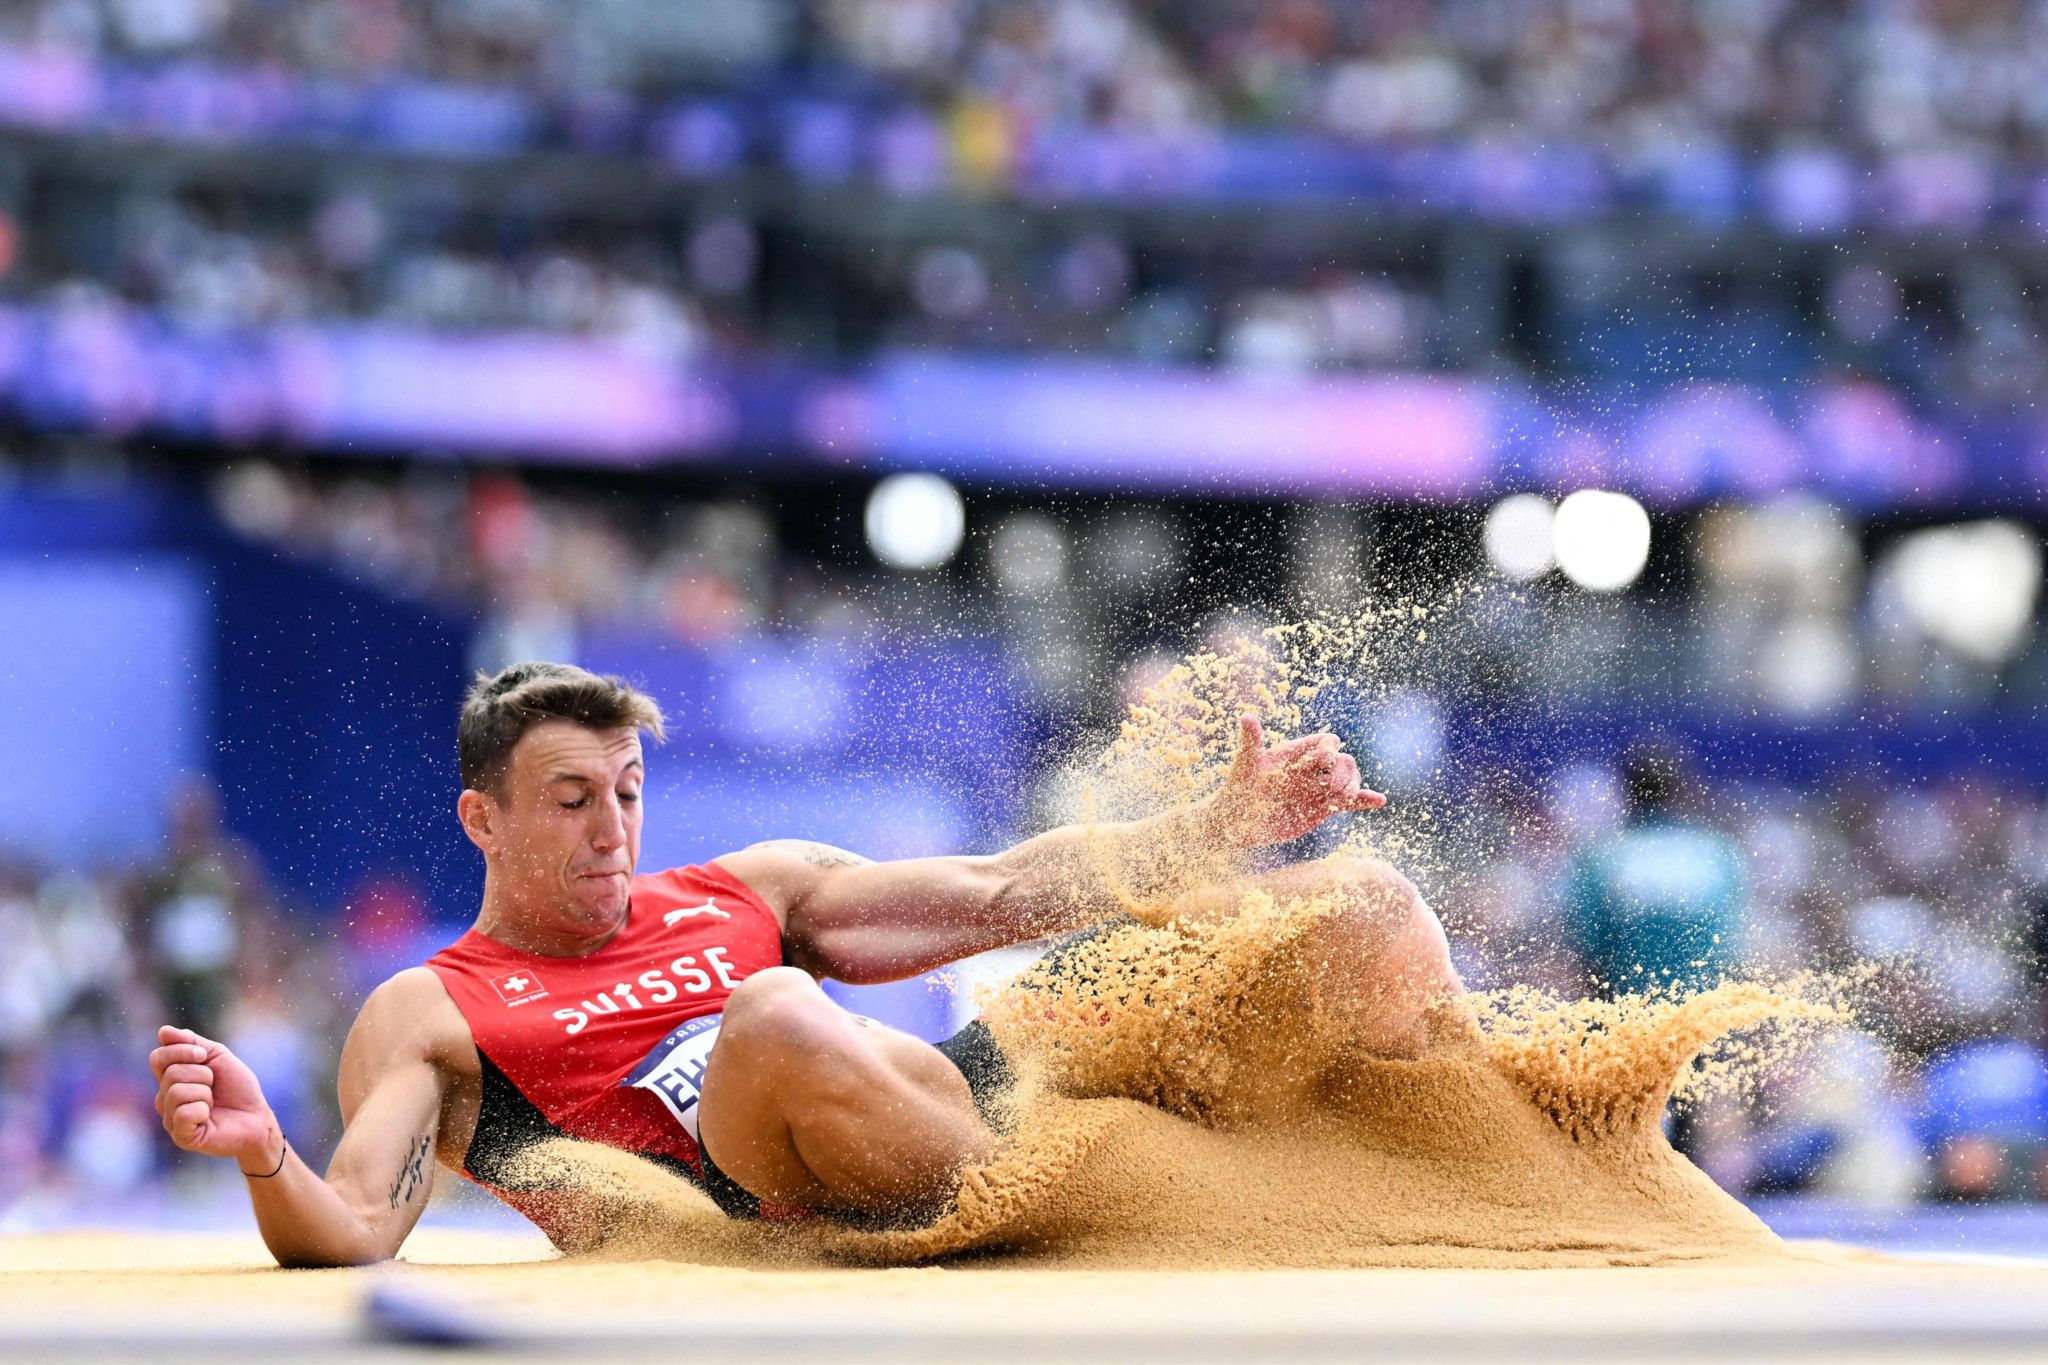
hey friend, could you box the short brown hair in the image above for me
[458,662,666,794]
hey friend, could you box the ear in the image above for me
[457,788,498,854]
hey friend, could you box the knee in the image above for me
[719,967,847,1064]
[1286,856,1438,964]
[1319,856,1425,924]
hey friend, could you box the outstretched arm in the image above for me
[721,714,1384,984]
[150,970,455,1268]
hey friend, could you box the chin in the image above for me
[571,877,631,920]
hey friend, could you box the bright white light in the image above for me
[865,473,965,570]
[1552,489,1652,593]
[1888,520,2040,662]
[1483,494,1556,581]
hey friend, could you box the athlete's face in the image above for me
[469,720,644,931]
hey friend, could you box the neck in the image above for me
[473,870,628,957]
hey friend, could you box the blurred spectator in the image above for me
[139,785,270,1038]
[1561,745,1750,996]
[0,782,350,1222]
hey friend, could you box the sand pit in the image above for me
[3,1227,2047,1362]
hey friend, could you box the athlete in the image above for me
[148,661,1460,1266]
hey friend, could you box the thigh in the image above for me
[697,980,987,1211]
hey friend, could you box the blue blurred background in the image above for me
[3,0,2048,1248]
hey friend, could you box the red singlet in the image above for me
[425,862,785,1226]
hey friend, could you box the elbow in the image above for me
[270,1243,392,1270]
[273,1249,387,1271]
[264,1221,398,1270]
[785,932,897,987]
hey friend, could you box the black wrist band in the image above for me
[244,1140,288,1179]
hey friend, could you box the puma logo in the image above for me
[664,900,731,927]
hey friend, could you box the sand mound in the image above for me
[503,617,1845,1271]
[506,903,1832,1270]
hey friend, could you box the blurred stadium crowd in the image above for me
[9,0,2048,161]
[3,0,2048,404]
[3,0,2048,1232]
[202,458,2048,718]
[0,139,2038,401]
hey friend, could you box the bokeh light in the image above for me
[1483,493,1557,581]
[1886,520,2041,662]
[1552,490,1652,593]
[865,472,966,570]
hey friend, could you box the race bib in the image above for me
[621,1013,723,1141]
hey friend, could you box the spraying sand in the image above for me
[497,620,1856,1271]
[503,895,1842,1270]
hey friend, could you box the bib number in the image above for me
[621,1013,723,1141]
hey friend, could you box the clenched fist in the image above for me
[150,1025,284,1175]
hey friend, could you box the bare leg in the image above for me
[698,967,995,1216]
[1174,855,1464,1060]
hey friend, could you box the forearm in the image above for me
[243,1139,388,1268]
[778,803,1242,983]
[777,717,1382,982]
[988,797,1240,934]
[238,1123,431,1268]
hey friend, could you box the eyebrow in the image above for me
[544,760,643,784]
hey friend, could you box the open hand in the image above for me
[1209,713,1386,848]
[150,1025,282,1172]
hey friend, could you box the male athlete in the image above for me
[149,662,1459,1266]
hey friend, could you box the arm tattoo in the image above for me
[770,841,870,870]
[801,846,868,869]
[388,1133,431,1210]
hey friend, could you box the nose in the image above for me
[589,793,627,852]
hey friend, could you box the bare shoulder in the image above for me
[728,839,872,872]
[349,967,476,1075]
[714,841,873,922]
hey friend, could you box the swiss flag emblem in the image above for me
[491,971,548,1006]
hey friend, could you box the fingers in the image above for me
[1275,732,1340,760]
[1237,721,1386,814]
[163,1081,213,1110]
[1287,739,1387,812]
[155,1066,215,1119]
[1324,752,1388,810]
[153,1025,228,1150]
[167,1099,211,1146]
[157,1025,219,1061]
[149,1042,209,1079]
[1274,735,1344,785]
